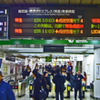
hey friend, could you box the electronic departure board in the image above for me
[88,8,100,36]
[10,7,85,39]
[0,8,9,39]
[10,7,100,39]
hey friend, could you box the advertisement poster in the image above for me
[96,63,100,79]
[3,64,8,75]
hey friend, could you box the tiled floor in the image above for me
[16,90,95,100]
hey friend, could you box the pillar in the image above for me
[83,55,94,86]
[94,48,100,98]
[25,57,28,66]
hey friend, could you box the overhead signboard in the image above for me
[6,55,15,62]
[46,56,52,62]
[0,39,100,45]
[9,7,100,38]
[10,7,86,39]
[0,8,9,39]
[44,45,64,53]
[88,8,100,36]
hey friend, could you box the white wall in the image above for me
[94,49,100,98]
[83,55,94,86]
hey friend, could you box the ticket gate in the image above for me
[18,80,26,97]
[29,80,34,98]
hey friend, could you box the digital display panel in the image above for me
[87,8,100,36]
[10,7,85,39]
[44,45,64,53]
[46,56,52,62]
[10,7,100,38]
[0,8,9,39]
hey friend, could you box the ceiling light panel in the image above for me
[8,48,43,53]
[64,49,87,52]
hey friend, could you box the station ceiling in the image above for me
[0,45,94,56]
[0,0,100,5]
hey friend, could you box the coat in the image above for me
[0,80,15,100]
[42,76,51,92]
[66,72,70,82]
[32,78,41,99]
[74,74,84,89]
[37,73,42,81]
[52,73,65,93]
[22,68,27,78]
[70,74,74,88]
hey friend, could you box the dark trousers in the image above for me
[23,75,26,79]
[56,91,63,100]
[44,90,49,100]
[74,88,82,100]
[46,91,49,98]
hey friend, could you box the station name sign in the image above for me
[68,40,88,44]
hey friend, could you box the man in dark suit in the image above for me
[42,72,51,99]
[32,69,41,100]
[22,66,27,79]
[52,68,66,100]
[74,71,84,100]
[36,69,42,82]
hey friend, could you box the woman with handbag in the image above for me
[42,71,51,100]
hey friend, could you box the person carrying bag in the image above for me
[32,69,46,100]
[39,88,47,100]
[42,72,51,100]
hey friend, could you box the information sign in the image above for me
[10,7,85,38]
[0,8,9,39]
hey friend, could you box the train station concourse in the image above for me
[1,0,100,100]
[0,42,99,100]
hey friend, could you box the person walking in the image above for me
[22,66,27,79]
[52,68,66,100]
[42,72,51,99]
[32,69,41,100]
[36,69,43,82]
[70,72,74,91]
[74,71,84,100]
[0,71,15,100]
[27,65,31,76]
